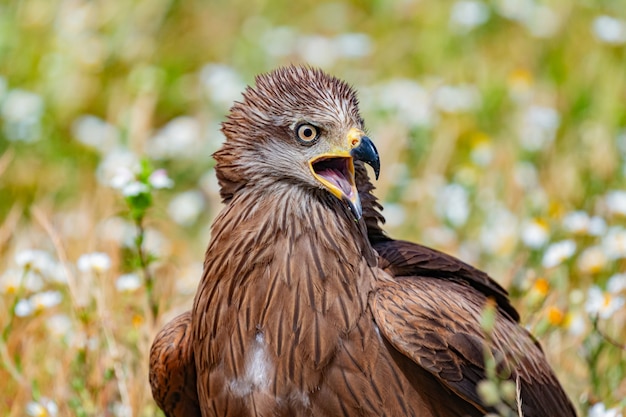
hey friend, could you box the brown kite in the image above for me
[150,66,577,416]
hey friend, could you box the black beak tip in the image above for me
[351,136,380,180]
[372,162,380,180]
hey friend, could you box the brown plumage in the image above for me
[150,66,577,416]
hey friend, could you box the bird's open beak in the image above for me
[309,128,380,220]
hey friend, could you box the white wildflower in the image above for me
[97,217,135,247]
[525,5,559,38]
[435,183,470,227]
[146,116,203,160]
[495,0,533,22]
[608,273,626,294]
[606,190,626,216]
[588,402,623,417]
[15,249,55,275]
[479,206,518,256]
[518,105,560,151]
[450,1,490,32]
[495,0,559,38]
[260,26,297,57]
[122,181,149,197]
[592,16,626,45]
[585,286,625,320]
[562,211,590,234]
[109,167,135,190]
[588,216,607,236]
[26,398,58,417]
[433,84,481,113]
[69,331,99,351]
[334,33,372,58]
[297,35,337,68]
[112,403,132,417]
[470,139,493,166]
[512,161,539,190]
[77,252,111,273]
[0,269,23,294]
[602,227,626,259]
[148,169,174,189]
[30,291,62,312]
[14,291,63,317]
[15,298,34,317]
[200,64,245,109]
[46,262,69,284]
[0,268,43,294]
[566,313,587,337]
[1,89,44,142]
[96,148,139,187]
[115,273,142,292]
[562,211,606,236]
[167,190,205,226]
[520,219,549,249]
[542,239,576,268]
[72,115,120,153]
[363,79,434,127]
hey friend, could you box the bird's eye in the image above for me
[295,123,320,145]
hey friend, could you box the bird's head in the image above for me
[216,66,379,220]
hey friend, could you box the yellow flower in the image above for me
[533,278,550,296]
[548,201,565,220]
[546,306,564,326]
[508,68,533,89]
[526,278,551,307]
[132,314,144,328]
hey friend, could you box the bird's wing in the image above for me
[374,239,520,321]
[149,311,201,417]
[370,274,577,416]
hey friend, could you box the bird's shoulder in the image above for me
[373,238,519,322]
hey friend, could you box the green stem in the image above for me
[592,316,626,351]
[586,322,604,400]
[134,215,158,322]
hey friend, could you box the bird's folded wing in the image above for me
[374,239,520,321]
[370,275,577,416]
[149,311,201,417]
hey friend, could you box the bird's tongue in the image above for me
[313,158,354,200]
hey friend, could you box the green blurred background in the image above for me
[1,0,626,415]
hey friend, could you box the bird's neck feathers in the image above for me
[205,182,377,274]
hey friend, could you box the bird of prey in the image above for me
[150,66,577,416]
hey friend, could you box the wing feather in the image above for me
[149,311,201,417]
[374,239,520,322]
[370,275,577,416]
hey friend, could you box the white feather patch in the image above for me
[229,332,274,397]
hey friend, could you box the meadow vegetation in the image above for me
[1,0,625,415]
